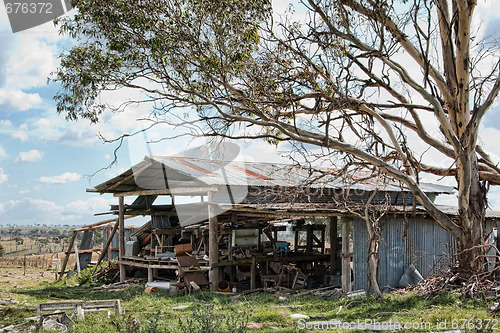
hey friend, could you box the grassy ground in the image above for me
[0,266,499,332]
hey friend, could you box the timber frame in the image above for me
[85,155,456,293]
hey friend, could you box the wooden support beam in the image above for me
[329,217,338,275]
[78,216,134,231]
[306,228,313,254]
[113,187,218,197]
[320,229,326,254]
[208,191,219,291]
[148,267,154,282]
[118,196,126,282]
[342,217,352,293]
[108,162,152,191]
[497,221,500,279]
[94,221,120,269]
[58,230,77,279]
[250,256,256,290]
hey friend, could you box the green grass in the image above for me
[0,278,498,332]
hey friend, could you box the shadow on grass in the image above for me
[13,285,145,302]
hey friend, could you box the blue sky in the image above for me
[1,2,500,227]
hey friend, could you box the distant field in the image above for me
[0,226,99,258]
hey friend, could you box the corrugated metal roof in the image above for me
[94,156,454,194]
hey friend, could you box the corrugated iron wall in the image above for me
[103,228,134,260]
[353,217,456,292]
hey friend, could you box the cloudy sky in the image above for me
[0,1,500,227]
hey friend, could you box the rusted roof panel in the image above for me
[94,156,454,195]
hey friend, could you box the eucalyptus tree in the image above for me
[54,0,500,289]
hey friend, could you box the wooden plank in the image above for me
[118,260,179,270]
[58,230,77,279]
[38,300,122,319]
[78,216,134,231]
[342,217,352,293]
[113,187,218,197]
[208,191,219,291]
[118,196,126,282]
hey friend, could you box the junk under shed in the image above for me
[82,155,499,293]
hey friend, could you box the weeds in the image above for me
[77,260,118,286]
[178,304,249,333]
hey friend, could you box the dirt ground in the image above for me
[0,266,59,289]
[0,252,77,289]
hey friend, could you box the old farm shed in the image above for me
[86,156,484,293]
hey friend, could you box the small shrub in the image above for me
[77,260,118,286]
[178,304,249,333]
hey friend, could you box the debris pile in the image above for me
[406,265,500,300]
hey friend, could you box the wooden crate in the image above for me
[174,243,193,256]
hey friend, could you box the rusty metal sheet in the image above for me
[94,156,454,195]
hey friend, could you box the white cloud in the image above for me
[0,196,114,226]
[34,118,51,128]
[39,172,81,184]
[0,145,6,160]
[0,168,8,185]
[11,129,28,141]
[0,119,13,127]
[31,116,101,146]
[0,89,42,111]
[14,149,43,163]
[65,197,114,215]
[6,34,59,88]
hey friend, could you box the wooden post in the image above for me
[228,219,235,284]
[58,230,77,279]
[118,196,126,282]
[76,305,84,320]
[250,257,256,290]
[208,191,219,291]
[341,218,352,293]
[107,224,112,260]
[329,217,338,275]
[306,227,313,254]
[497,221,500,279]
[148,267,153,282]
[341,217,352,293]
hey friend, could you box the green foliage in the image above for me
[77,260,117,286]
[53,0,271,123]
[2,277,498,333]
[178,304,249,333]
[0,243,4,257]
